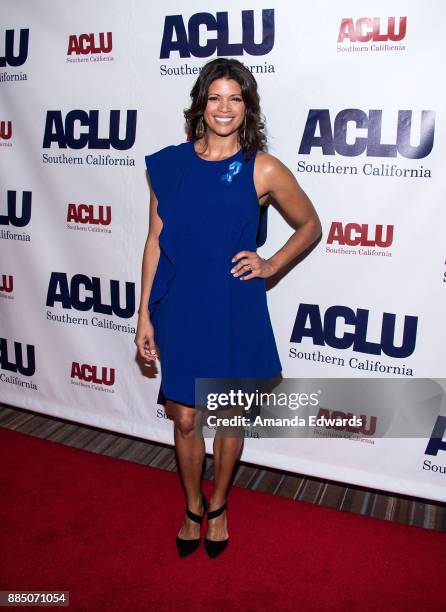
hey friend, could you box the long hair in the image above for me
[184,58,267,161]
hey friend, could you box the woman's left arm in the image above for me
[231,153,322,279]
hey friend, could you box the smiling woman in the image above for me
[136,57,321,560]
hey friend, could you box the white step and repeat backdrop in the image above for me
[1,1,446,502]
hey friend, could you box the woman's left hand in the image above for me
[230,251,276,280]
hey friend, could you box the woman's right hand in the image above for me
[134,315,159,363]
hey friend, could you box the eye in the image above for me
[207,96,243,102]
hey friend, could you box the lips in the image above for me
[214,117,233,124]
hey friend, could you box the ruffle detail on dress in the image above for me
[145,146,179,318]
[147,224,176,318]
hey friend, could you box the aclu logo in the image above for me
[290,304,418,358]
[327,222,393,248]
[0,120,12,142]
[46,272,135,318]
[298,109,435,158]
[316,407,377,436]
[0,274,14,296]
[0,28,29,67]
[0,191,32,227]
[160,9,274,58]
[67,203,112,226]
[0,337,35,376]
[42,110,137,150]
[67,32,112,56]
[337,17,407,43]
[71,362,115,386]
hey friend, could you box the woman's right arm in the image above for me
[134,186,163,363]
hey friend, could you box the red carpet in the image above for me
[1,426,445,611]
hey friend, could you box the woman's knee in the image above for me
[176,415,204,436]
[169,402,202,435]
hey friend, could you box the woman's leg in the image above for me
[207,407,245,541]
[166,400,206,539]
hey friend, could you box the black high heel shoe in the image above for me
[176,492,208,558]
[204,500,229,558]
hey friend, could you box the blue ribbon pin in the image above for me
[221,161,242,184]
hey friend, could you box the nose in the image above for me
[218,99,231,112]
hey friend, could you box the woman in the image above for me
[135,58,321,559]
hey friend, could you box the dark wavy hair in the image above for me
[184,58,267,161]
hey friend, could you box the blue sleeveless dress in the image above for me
[144,140,282,407]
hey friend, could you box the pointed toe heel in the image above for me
[176,535,201,558]
[176,492,208,558]
[204,537,229,558]
[204,500,229,559]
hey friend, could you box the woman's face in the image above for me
[202,78,246,138]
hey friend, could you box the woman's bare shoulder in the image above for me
[254,150,288,203]
[255,149,287,174]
